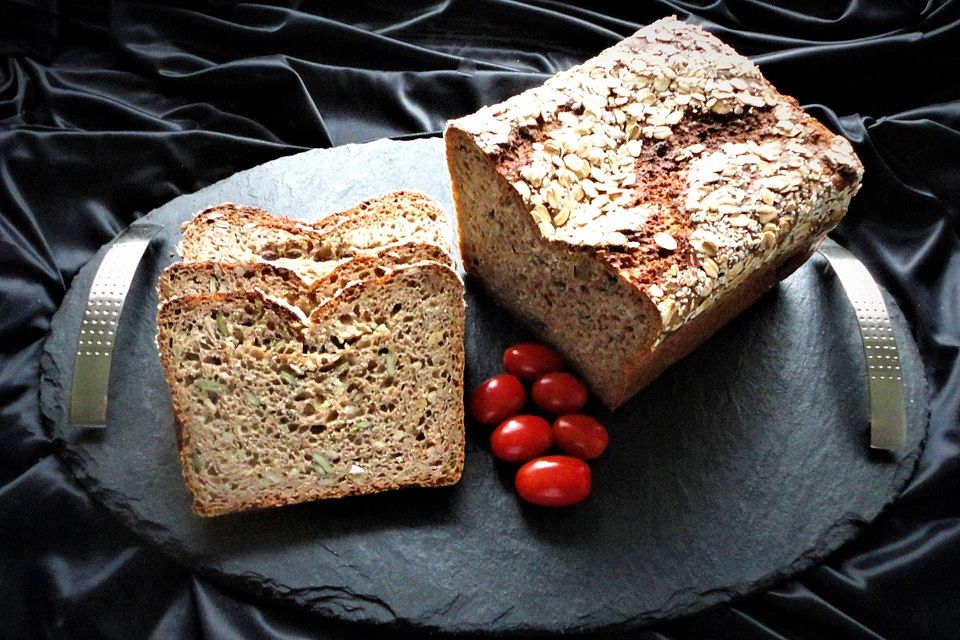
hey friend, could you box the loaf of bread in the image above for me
[445,17,863,409]
[157,263,465,516]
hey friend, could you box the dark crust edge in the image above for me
[157,259,312,300]
[182,202,331,248]
[603,242,814,408]
[304,242,455,300]
[158,241,453,305]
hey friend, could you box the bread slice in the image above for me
[312,190,453,257]
[156,263,465,517]
[179,190,452,265]
[180,202,332,262]
[445,17,863,409]
[157,241,453,313]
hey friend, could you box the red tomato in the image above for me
[514,456,592,507]
[469,374,526,425]
[530,372,588,414]
[503,342,565,381]
[553,415,609,460]
[490,415,553,463]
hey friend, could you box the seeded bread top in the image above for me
[447,17,863,335]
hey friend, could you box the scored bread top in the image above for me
[446,16,863,334]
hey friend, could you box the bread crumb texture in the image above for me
[158,265,465,516]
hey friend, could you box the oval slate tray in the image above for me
[39,138,928,635]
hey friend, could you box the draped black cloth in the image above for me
[2,2,958,638]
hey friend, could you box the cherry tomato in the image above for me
[514,456,592,507]
[469,374,526,425]
[503,342,565,381]
[530,372,588,415]
[553,414,609,460]
[490,415,553,463]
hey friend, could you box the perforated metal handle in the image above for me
[69,223,163,427]
[817,238,906,451]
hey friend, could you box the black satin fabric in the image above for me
[2,1,958,638]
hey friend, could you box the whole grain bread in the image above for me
[156,263,465,517]
[179,190,452,266]
[157,241,453,313]
[445,16,864,409]
[312,190,453,257]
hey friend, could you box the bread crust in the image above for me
[604,243,813,407]
[304,242,453,302]
[312,189,444,232]
[157,260,311,301]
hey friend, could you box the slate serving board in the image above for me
[39,138,928,635]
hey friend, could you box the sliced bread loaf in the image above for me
[156,262,465,516]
